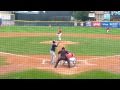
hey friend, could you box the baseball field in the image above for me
[0,26,120,79]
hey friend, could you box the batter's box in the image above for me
[76,60,97,66]
[41,59,51,64]
[41,60,63,65]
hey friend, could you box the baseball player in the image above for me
[50,40,60,64]
[57,27,62,41]
[54,47,71,68]
[106,27,110,33]
[63,51,76,67]
[49,24,51,27]
[0,18,2,28]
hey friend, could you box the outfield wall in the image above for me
[85,21,120,28]
[14,20,120,28]
[14,20,81,26]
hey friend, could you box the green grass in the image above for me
[0,69,120,79]
[0,56,8,66]
[63,37,120,56]
[0,26,120,35]
[0,26,120,79]
[0,36,119,56]
[0,36,51,55]
[68,69,120,79]
[0,69,64,79]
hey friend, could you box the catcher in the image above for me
[63,50,76,67]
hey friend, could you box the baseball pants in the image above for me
[50,50,56,64]
[58,33,62,40]
[54,56,70,68]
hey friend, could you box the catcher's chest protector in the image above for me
[66,53,73,58]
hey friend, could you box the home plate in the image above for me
[42,60,46,64]
[74,67,77,68]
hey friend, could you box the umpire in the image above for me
[54,47,70,68]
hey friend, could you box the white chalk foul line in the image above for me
[0,52,119,66]
[86,55,120,61]
[0,52,50,61]
[76,54,120,65]
[77,60,97,66]
[0,52,56,65]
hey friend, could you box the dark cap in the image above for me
[53,41,56,43]
[62,47,65,49]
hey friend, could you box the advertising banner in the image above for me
[101,22,120,28]
[92,22,101,27]
[87,21,120,28]
[118,23,120,28]
[109,22,119,28]
[86,21,92,26]
[101,22,110,27]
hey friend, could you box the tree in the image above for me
[74,11,89,21]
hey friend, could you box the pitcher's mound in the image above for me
[40,41,79,45]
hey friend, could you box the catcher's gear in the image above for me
[62,57,76,67]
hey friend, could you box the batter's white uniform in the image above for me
[69,57,76,62]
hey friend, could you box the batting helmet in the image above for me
[53,40,56,43]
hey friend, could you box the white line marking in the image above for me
[77,60,97,65]
[77,54,120,61]
[89,55,120,61]
[84,60,96,65]
[0,52,50,61]
[42,60,45,64]
[74,67,77,68]
[0,52,119,66]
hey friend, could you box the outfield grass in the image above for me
[0,26,120,35]
[0,69,120,79]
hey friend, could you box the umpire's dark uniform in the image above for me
[54,47,70,68]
